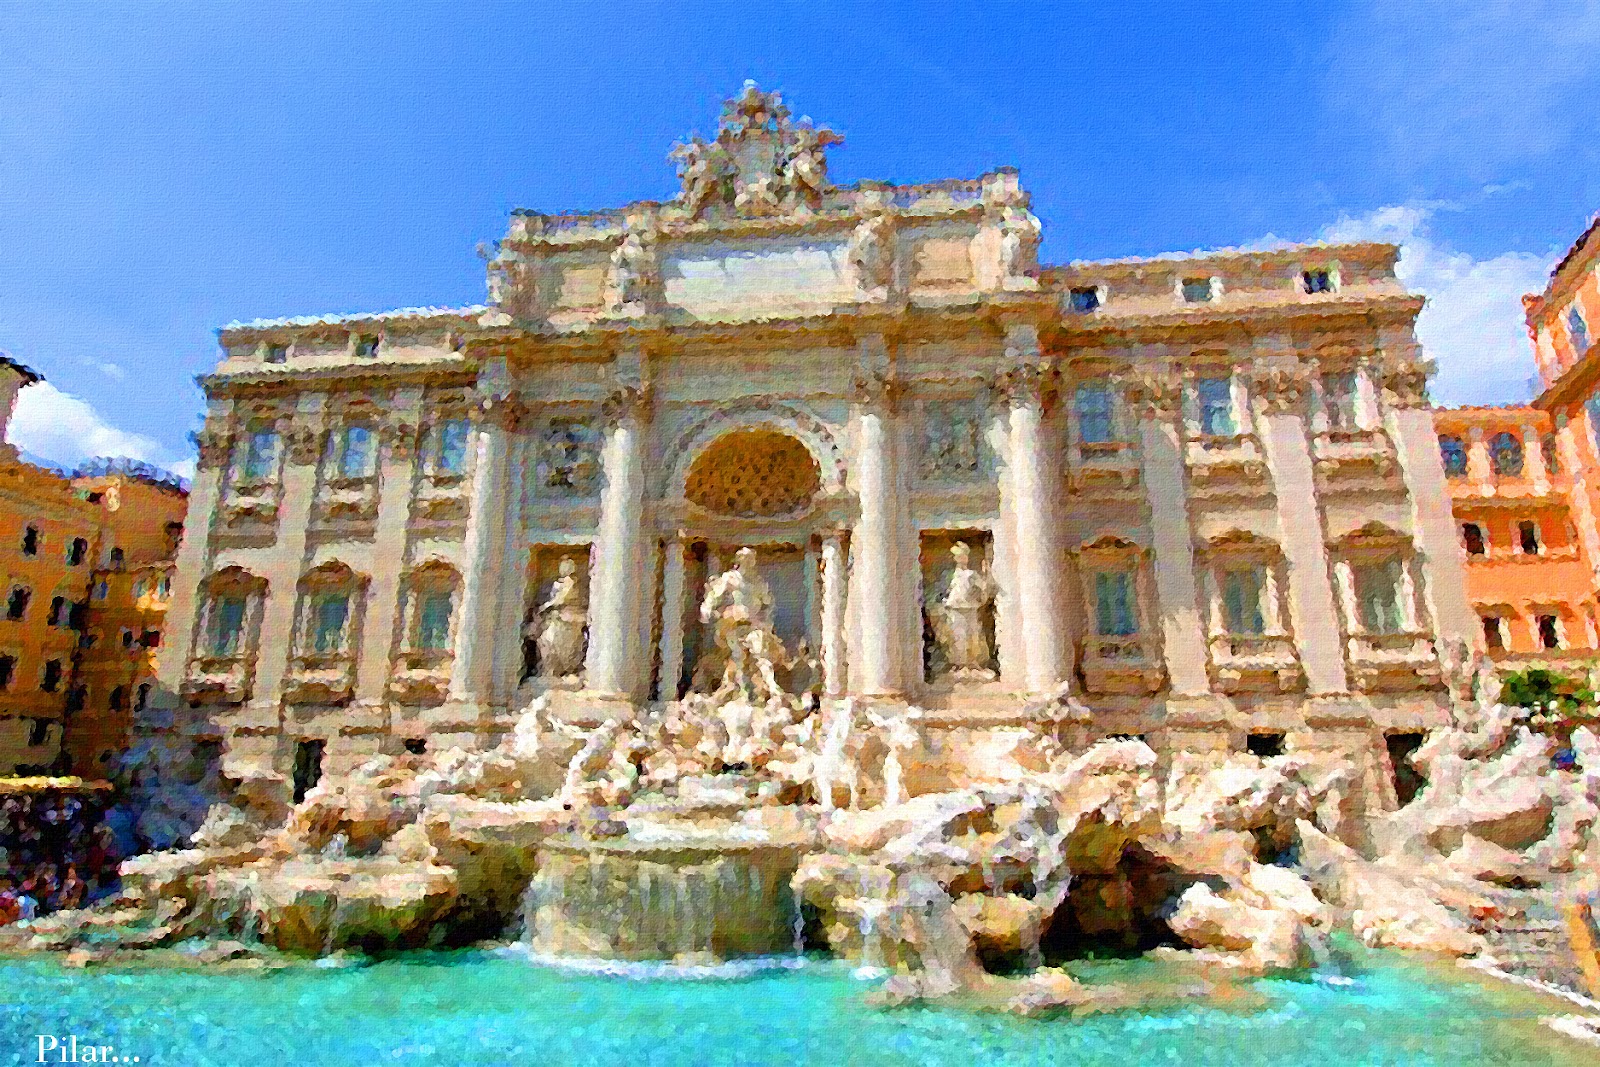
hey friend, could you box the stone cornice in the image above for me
[200,360,478,397]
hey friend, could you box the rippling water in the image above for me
[0,948,1591,1066]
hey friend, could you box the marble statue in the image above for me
[998,205,1042,281]
[849,212,893,294]
[606,228,657,311]
[529,558,587,679]
[698,547,783,704]
[933,541,995,679]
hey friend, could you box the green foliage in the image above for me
[1498,667,1596,716]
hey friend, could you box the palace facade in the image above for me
[158,86,1473,805]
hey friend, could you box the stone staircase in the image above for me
[1465,888,1591,993]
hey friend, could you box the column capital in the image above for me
[382,417,421,463]
[1117,366,1183,421]
[851,371,903,411]
[1247,359,1314,417]
[192,425,236,471]
[600,384,654,427]
[1375,355,1434,410]
[477,391,529,432]
[990,361,1058,411]
[285,417,327,465]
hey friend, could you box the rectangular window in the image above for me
[242,429,279,482]
[1221,567,1266,636]
[417,591,453,651]
[1569,305,1591,356]
[339,425,374,479]
[209,595,248,656]
[1094,571,1138,637]
[1181,277,1215,303]
[353,335,379,358]
[40,659,62,693]
[1303,269,1334,294]
[1074,384,1115,444]
[1068,286,1101,313]
[436,418,471,475]
[311,593,350,654]
[21,526,38,556]
[67,537,88,566]
[1481,615,1504,650]
[1518,520,1541,555]
[5,588,26,621]
[1196,376,1236,436]
[0,656,13,689]
[265,343,289,364]
[1538,614,1561,650]
[1354,560,1406,635]
[1462,523,1486,556]
[26,719,50,747]
[1322,372,1358,431]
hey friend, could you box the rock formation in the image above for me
[14,653,1600,1008]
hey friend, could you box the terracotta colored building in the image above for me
[1531,216,1600,597]
[0,355,188,776]
[1432,405,1599,667]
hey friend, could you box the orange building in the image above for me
[0,355,188,776]
[1433,405,1599,667]
[1531,216,1600,597]
[68,462,186,775]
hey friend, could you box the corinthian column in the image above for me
[583,385,652,702]
[847,372,905,698]
[994,339,1070,695]
[820,529,849,697]
[448,384,522,705]
[1124,365,1210,696]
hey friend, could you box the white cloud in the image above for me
[81,359,127,381]
[6,381,192,474]
[1316,204,1552,407]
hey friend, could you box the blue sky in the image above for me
[2,1,1598,476]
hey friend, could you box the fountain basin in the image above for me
[525,834,807,962]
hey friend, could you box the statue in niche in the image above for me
[698,548,784,705]
[527,557,587,679]
[932,541,996,679]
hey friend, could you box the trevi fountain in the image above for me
[4,85,1599,1064]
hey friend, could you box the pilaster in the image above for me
[353,387,424,705]
[1375,329,1475,652]
[1125,363,1210,696]
[1249,354,1348,694]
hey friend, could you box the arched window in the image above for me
[1489,432,1523,477]
[1439,435,1468,477]
[1543,434,1560,475]
[108,685,126,712]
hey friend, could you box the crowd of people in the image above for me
[0,791,117,924]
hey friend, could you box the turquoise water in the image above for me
[0,949,1590,1066]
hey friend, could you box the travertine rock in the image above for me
[1167,882,1308,971]
[1298,820,1483,957]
